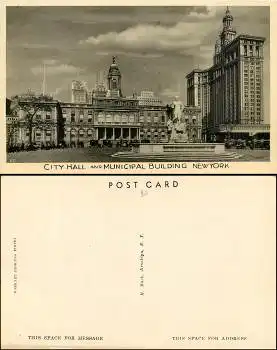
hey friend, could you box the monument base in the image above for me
[138,143,225,154]
[111,142,242,161]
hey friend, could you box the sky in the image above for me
[6,6,270,120]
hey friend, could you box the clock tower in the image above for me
[107,56,122,98]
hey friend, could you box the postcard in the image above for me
[1,175,276,348]
[1,2,277,174]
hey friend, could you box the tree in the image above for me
[166,104,174,120]
[10,92,54,146]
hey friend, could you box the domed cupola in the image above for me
[223,6,234,30]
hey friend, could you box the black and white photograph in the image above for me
[5,6,270,163]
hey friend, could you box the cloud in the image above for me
[160,88,180,98]
[187,6,217,19]
[95,51,163,58]
[181,45,215,61]
[79,16,217,59]
[13,43,53,49]
[43,59,59,65]
[31,63,82,76]
[7,6,212,27]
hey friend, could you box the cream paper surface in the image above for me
[1,176,276,349]
[0,1,277,174]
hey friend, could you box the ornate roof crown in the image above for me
[223,6,233,23]
[108,56,121,77]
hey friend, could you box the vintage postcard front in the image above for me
[1,1,277,174]
[1,176,276,349]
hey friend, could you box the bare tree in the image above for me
[166,104,174,120]
[10,92,53,146]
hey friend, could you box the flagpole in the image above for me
[42,63,46,95]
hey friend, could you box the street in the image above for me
[6,147,270,163]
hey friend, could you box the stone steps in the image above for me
[111,151,242,161]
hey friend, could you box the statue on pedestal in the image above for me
[167,97,188,143]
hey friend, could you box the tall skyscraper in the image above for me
[71,80,89,104]
[186,69,210,140]
[137,90,163,106]
[186,7,266,141]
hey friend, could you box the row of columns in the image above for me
[98,127,140,140]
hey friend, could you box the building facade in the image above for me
[91,57,140,143]
[92,97,140,143]
[6,94,63,148]
[139,105,168,142]
[60,102,94,147]
[186,70,210,141]
[186,7,268,141]
[183,106,202,142]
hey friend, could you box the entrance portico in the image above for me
[97,127,140,140]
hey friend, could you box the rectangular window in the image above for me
[46,114,51,120]
[104,115,111,123]
[71,116,75,122]
[98,114,104,123]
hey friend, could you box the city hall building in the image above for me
[6,57,201,148]
[186,7,269,142]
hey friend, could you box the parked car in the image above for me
[236,140,246,149]
[263,140,270,150]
